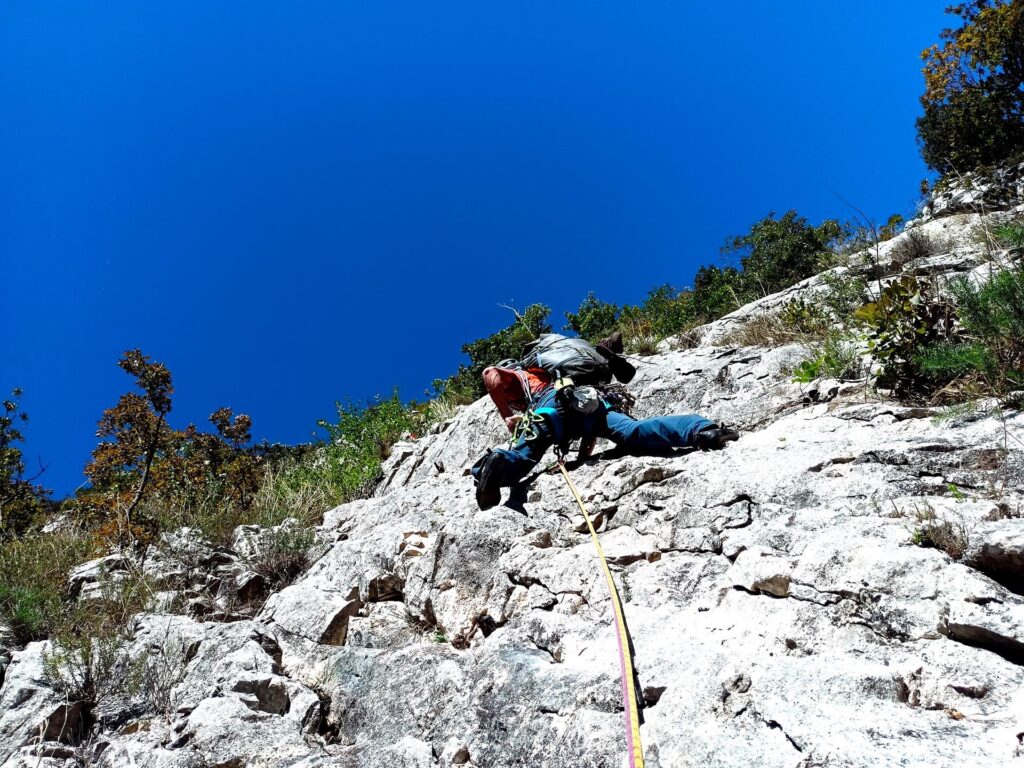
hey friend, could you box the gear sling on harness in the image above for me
[556,460,646,768]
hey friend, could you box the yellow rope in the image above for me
[557,461,645,768]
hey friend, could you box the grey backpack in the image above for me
[518,334,613,386]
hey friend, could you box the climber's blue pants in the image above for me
[472,402,713,488]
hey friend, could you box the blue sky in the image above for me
[2,1,951,496]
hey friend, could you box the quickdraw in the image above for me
[556,459,646,768]
[508,407,544,446]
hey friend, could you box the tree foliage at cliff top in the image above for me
[917,0,1024,174]
[564,211,844,347]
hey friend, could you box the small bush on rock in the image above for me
[889,230,945,270]
[915,341,998,381]
[41,565,154,706]
[909,505,969,561]
[994,220,1024,250]
[853,276,954,397]
[781,297,833,336]
[819,272,870,321]
[792,335,863,383]
[916,261,1024,399]
[244,524,315,592]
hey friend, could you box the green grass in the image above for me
[0,533,93,644]
[994,220,1024,250]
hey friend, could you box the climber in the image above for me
[471,374,739,511]
[482,331,634,432]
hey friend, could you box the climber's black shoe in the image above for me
[474,451,506,510]
[694,424,740,451]
[596,331,624,355]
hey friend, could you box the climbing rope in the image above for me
[556,459,646,768]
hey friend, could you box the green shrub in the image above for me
[723,211,844,299]
[845,261,1024,401]
[933,263,1024,395]
[818,272,869,320]
[949,266,1024,347]
[0,585,49,641]
[564,293,621,343]
[915,341,998,379]
[779,298,830,335]
[853,276,953,397]
[279,393,415,509]
[792,335,862,383]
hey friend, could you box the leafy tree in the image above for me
[205,408,261,509]
[84,350,174,542]
[917,1,1024,173]
[0,389,50,538]
[688,266,744,323]
[564,293,621,342]
[150,407,262,517]
[83,350,263,545]
[723,211,844,299]
[633,284,695,336]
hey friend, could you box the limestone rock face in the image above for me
[0,642,86,768]
[3,197,1024,767]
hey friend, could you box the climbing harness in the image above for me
[556,457,646,768]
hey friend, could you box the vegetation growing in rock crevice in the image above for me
[845,220,1024,403]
